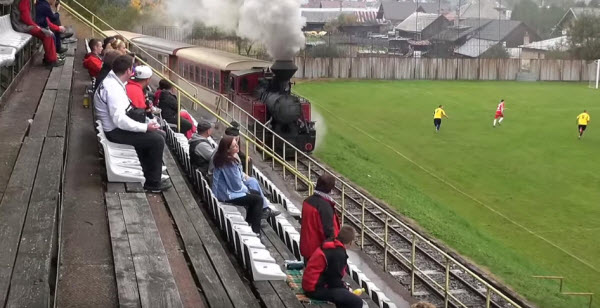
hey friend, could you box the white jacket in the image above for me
[94,71,147,133]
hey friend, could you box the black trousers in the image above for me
[228,191,263,233]
[306,287,363,308]
[105,128,165,186]
[166,117,192,134]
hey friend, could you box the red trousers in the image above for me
[29,27,57,62]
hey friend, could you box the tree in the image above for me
[567,14,600,59]
[512,0,566,38]
[324,14,358,34]
[481,44,510,58]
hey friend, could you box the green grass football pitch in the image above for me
[294,80,600,308]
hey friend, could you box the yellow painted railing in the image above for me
[61,0,313,196]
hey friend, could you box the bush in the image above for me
[64,0,141,31]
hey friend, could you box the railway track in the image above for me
[260,151,524,308]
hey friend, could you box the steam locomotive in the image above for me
[104,31,316,153]
[228,60,316,153]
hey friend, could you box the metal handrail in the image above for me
[63,0,200,102]
[64,2,524,307]
[62,1,313,196]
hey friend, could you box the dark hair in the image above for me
[224,126,240,136]
[112,55,134,75]
[102,50,121,68]
[315,173,335,194]
[438,105,442,108]
[89,38,101,52]
[103,36,116,50]
[500,99,504,102]
[337,225,355,245]
[213,136,239,168]
[159,79,173,90]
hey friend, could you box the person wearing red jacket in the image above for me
[300,173,340,262]
[11,0,63,67]
[126,65,153,110]
[302,226,363,308]
[83,39,103,77]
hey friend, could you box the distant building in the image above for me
[519,36,569,59]
[552,7,600,36]
[394,12,451,40]
[431,19,539,58]
[301,8,383,34]
[458,0,512,20]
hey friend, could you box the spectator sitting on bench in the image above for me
[83,38,103,77]
[155,79,193,136]
[212,136,263,235]
[303,226,363,308]
[111,39,128,55]
[35,0,72,55]
[126,65,152,110]
[222,124,280,219]
[94,55,171,192]
[94,50,121,91]
[102,36,116,56]
[11,0,64,67]
[189,119,217,176]
[300,173,339,262]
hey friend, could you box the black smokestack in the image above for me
[271,60,297,93]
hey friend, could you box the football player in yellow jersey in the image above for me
[433,105,448,132]
[576,110,591,139]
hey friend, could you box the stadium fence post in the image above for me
[445,257,450,308]
[411,235,416,296]
[294,151,298,190]
[486,287,491,308]
[384,216,389,271]
[283,143,286,179]
[596,60,600,89]
[245,140,249,175]
[271,135,275,170]
[177,94,181,132]
[341,184,345,225]
[360,200,365,249]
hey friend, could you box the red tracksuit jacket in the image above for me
[302,240,348,292]
[300,193,340,260]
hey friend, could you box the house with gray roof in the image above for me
[394,12,451,40]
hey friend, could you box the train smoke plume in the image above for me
[165,0,306,60]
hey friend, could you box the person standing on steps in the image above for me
[300,173,340,263]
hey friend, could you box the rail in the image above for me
[533,276,593,308]
[63,2,525,307]
[61,0,313,196]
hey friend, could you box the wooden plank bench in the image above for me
[105,191,184,308]
[162,148,259,308]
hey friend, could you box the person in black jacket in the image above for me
[156,79,193,135]
[302,226,363,308]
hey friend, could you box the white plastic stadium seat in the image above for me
[0,46,16,67]
[0,15,32,50]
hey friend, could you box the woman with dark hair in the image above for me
[155,79,193,136]
[211,136,263,234]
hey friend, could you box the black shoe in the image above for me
[57,46,68,54]
[262,207,281,219]
[143,179,172,192]
[60,29,74,39]
[43,58,65,67]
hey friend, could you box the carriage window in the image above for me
[195,67,200,83]
[201,69,206,85]
[240,78,248,92]
[190,65,195,81]
[214,72,220,91]
[180,62,184,75]
[208,71,214,89]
